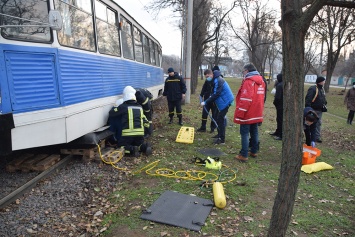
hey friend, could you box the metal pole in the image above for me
[185,0,193,104]
[180,2,185,75]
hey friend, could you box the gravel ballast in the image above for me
[0,157,126,236]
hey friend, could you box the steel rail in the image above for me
[0,155,74,209]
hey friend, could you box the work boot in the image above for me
[236,154,248,163]
[178,116,183,126]
[130,146,140,157]
[248,152,258,158]
[143,142,152,156]
[213,138,225,145]
[197,126,206,132]
[145,146,152,156]
[168,117,173,124]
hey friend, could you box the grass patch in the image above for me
[102,79,354,237]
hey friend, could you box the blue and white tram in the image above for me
[0,0,164,154]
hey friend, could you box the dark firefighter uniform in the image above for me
[163,68,187,125]
[135,88,153,136]
[108,100,151,156]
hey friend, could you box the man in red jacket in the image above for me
[234,63,266,162]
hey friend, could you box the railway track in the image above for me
[0,155,73,209]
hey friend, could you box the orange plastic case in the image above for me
[302,145,321,165]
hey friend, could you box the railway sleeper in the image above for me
[6,154,61,173]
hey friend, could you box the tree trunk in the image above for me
[267,0,355,235]
[267,1,305,236]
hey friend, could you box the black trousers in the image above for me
[168,100,182,118]
[117,136,145,154]
[201,103,217,130]
[276,107,283,137]
[216,106,230,142]
[348,110,354,124]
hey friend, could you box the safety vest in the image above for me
[121,105,146,137]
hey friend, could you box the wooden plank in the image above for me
[32,154,61,172]
[6,154,35,172]
[97,147,124,163]
[20,154,49,172]
[60,148,87,155]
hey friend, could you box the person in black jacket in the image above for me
[108,86,152,157]
[163,67,187,125]
[270,74,283,140]
[197,69,217,132]
[135,88,153,136]
[303,107,319,147]
[305,76,327,143]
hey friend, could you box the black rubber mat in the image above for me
[197,148,226,157]
[140,190,214,232]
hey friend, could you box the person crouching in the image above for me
[108,86,152,157]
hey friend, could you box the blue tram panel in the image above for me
[0,0,165,153]
[57,49,163,106]
[5,51,60,113]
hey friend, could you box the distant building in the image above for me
[200,56,233,75]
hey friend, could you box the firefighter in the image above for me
[135,88,153,137]
[108,86,152,157]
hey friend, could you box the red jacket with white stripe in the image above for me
[234,72,265,124]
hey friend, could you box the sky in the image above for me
[116,0,280,57]
[116,0,182,56]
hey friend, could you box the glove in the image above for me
[311,141,316,148]
[201,102,205,106]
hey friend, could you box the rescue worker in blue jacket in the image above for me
[303,107,319,148]
[201,70,234,144]
[108,86,152,157]
[163,67,187,125]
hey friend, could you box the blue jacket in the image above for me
[205,71,234,111]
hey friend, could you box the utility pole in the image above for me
[184,0,193,103]
[180,1,186,77]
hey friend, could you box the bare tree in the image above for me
[268,0,355,236]
[311,6,355,92]
[304,35,320,76]
[146,0,235,94]
[335,50,355,90]
[266,30,282,83]
[162,54,181,73]
[229,0,278,74]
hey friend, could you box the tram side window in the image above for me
[133,27,143,63]
[150,40,156,65]
[121,17,134,60]
[0,0,51,42]
[54,0,95,51]
[142,34,150,64]
[95,1,120,56]
[155,44,161,66]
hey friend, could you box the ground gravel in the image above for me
[0,156,129,237]
[0,98,166,237]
